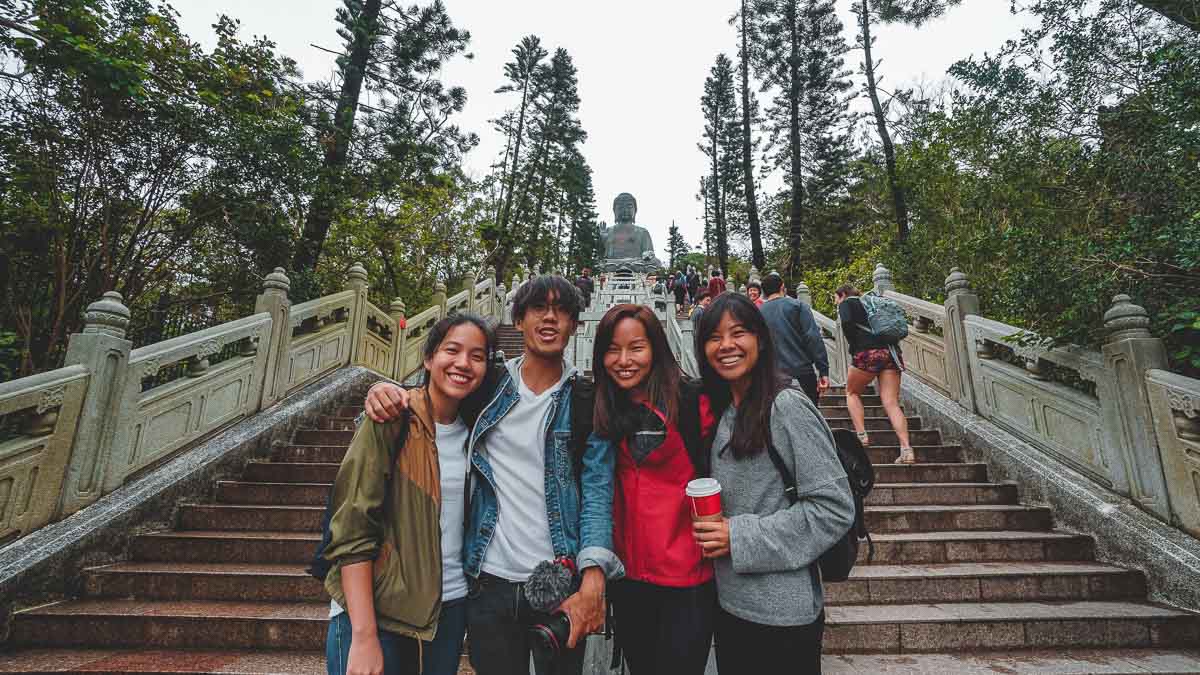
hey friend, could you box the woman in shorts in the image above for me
[835,284,916,464]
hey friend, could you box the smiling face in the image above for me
[603,317,654,394]
[515,289,577,360]
[424,323,489,405]
[748,287,761,301]
[704,310,760,391]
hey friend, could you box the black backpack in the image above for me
[765,427,874,582]
[307,409,410,581]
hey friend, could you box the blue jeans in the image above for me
[326,598,468,675]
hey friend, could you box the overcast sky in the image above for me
[171,0,1032,263]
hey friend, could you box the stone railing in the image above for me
[0,263,508,542]
[810,262,1200,537]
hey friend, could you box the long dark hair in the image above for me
[421,312,496,427]
[591,304,681,442]
[694,293,788,459]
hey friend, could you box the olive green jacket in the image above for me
[323,388,445,641]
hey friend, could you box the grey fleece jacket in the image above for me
[710,387,855,626]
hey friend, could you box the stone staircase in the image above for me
[3,384,1200,673]
[495,325,526,361]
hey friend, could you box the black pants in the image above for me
[714,607,824,675]
[466,573,586,675]
[610,579,715,675]
[794,370,821,407]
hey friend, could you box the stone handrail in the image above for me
[0,263,509,543]
[884,290,952,398]
[811,308,848,386]
[0,365,89,541]
[1144,369,1200,538]
[447,288,470,316]
[108,313,275,499]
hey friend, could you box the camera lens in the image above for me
[529,612,572,659]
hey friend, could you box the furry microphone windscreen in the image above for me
[524,560,576,614]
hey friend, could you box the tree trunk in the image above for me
[861,0,910,243]
[740,0,766,270]
[786,1,806,278]
[710,130,729,276]
[292,0,383,277]
[497,78,533,268]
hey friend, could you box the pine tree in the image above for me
[700,54,739,276]
[856,0,909,242]
[667,222,689,269]
[736,0,767,270]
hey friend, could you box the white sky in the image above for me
[171,0,1033,262]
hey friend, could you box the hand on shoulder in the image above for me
[365,382,409,423]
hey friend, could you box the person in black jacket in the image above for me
[835,284,916,464]
[575,268,595,309]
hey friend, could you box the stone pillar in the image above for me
[944,267,981,413]
[497,282,508,325]
[254,268,292,409]
[345,262,370,368]
[58,292,133,516]
[466,272,479,314]
[485,266,497,317]
[749,266,761,283]
[872,263,895,295]
[1101,294,1173,521]
[389,296,406,380]
[433,280,448,317]
[796,282,812,306]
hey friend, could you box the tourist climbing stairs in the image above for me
[3,381,1199,672]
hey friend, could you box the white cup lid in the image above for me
[686,477,721,498]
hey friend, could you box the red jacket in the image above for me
[612,400,716,588]
[707,276,726,298]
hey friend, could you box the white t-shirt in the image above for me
[330,415,471,617]
[436,418,469,601]
[479,368,561,581]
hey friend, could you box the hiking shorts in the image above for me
[852,347,903,374]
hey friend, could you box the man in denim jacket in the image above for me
[364,275,621,675]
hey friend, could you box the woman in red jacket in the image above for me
[593,304,716,675]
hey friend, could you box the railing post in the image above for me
[466,272,479,314]
[57,292,133,516]
[872,263,895,295]
[944,267,981,413]
[389,296,406,381]
[749,266,760,283]
[433,280,448,317]
[346,262,369,367]
[255,268,291,409]
[1101,294,1173,521]
[796,282,812,306]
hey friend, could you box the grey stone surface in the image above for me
[899,374,1200,612]
[0,366,377,641]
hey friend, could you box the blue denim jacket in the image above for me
[463,357,623,581]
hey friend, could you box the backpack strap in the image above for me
[764,440,799,506]
[570,375,595,481]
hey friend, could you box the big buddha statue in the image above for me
[599,192,661,272]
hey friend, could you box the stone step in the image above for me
[336,405,365,418]
[131,531,319,564]
[821,395,883,406]
[867,483,1018,506]
[825,648,1200,673]
[861,531,1094,565]
[0,648,328,673]
[827,562,1146,605]
[867,445,962,465]
[823,600,1200,653]
[824,416,922,431]
[315,415,358,431]
[274,444,349,463]
[857,429,943,446]
[866,504,1053,533]
[293,429,354,446]
[821,405,888,417]
[84,562,325,602]
[10,599,328,650]
[874,463,988,484]
[216,481,329,506]
[178,504,324,531]
[244,461,339,483]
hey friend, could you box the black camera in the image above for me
[525,557,580,664]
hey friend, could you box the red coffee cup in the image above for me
[686,478,723,523]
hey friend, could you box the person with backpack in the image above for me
[321,313,495,675]
[592,304,717,675]
[691,293,855,675]
[361,275,621,675]
[673,270,688,309]
[835,283,916,464]
[687,266,701,304]
[759,273,830,407]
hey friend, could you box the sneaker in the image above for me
[895,447,917,464]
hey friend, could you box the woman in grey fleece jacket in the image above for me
[692,293,855,675]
